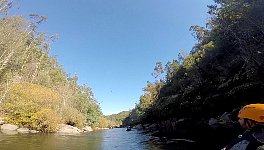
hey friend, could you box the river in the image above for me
[0,128,195,150]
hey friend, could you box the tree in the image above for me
[2,83,62,132]
[152,62,164,81]
[0,0,12,14]
[126,0,264,125]
[0,2,103,131]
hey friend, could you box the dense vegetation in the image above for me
[124,0,264,126]
[105,111,130,127]
[0,0,103,132]
[92,111,130,128]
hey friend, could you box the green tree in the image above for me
[126,0,264,125]
[0,1,103,131]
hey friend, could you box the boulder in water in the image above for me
[82,126,93,132]
[1,129,18,135]
[57,124,81,135]
[1,124,19,131]
[17,128,30,134]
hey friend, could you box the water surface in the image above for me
[0,128,171,150]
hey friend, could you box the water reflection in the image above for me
[101,128,154,150]
[0,128,165,150]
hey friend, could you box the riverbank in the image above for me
[131,111,244,149]
[0,118,109,135]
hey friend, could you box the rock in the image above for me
[29,130,39,134]
[57,124,81,134]
[82,126,93,132]
[147,123,158,132]
[143,124,150,129]
[170,138,195,143]
[257,145,264,150]
[177,118,185,123]
[94,127,109,130]
[17,128,30,134]
[134,124,143,129]
[1,124,19,131]
[1,130,18,135]
[101,128,109,130]
[149,123,158,128]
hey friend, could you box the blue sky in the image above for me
[14,0,214,115]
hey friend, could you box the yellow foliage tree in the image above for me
[61,106,86,128]
[2,83,62,132]
[97,117,110,128]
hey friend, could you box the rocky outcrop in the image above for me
[17,128,30,134]
[57,124,81,134]
[0,123,94,135]
[0,124,40,135]
[137,110,242,150]
[94,127,109,130]
[29,130,39,134]
[82,126,93,132]
[134,124,143,130]
[1,129,18,135]
[1,124,19,131]
[1,124,19,135]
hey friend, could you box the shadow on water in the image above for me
[0,128,197,150]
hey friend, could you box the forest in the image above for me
[1,0,264,137]
[124,0,264,127]
[0,0,103,132]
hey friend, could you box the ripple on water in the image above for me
[0,128,195,150]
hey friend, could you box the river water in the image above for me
[0,128,192,150]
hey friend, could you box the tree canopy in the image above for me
[124,0,264,125]
[0,0,103,132]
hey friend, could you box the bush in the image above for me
[2,83,63,132]
[33,109,61,132]
[61,106,86,128]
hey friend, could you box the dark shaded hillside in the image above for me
[123,1,264,148]
[148,0,264,122]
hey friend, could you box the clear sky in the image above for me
[13,0,214,115]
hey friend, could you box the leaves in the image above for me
[0,4,103,131]
[2,83,62,132]
[125,0,264,125]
